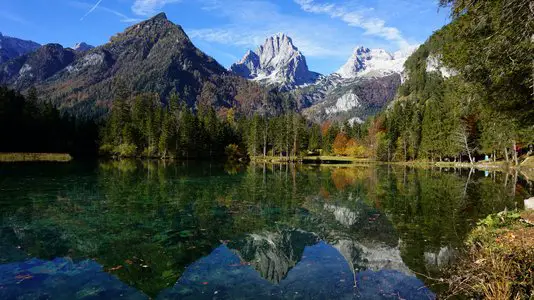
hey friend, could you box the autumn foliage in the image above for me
[333,132,349,155]
[333,132,366,157]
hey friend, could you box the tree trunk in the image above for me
[293,130,298,158]
[403,140,408,162]
[463,134,474,164]
[263,131,267,158]
[504,147,509,163]
[512,169,518,196]
[512,140,519,165]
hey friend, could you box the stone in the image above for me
[524,197,534,210]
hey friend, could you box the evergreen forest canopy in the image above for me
[0,0,532,162]
[0,86,98,156]
[375,0,534,163]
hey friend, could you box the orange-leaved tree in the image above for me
[333,132,349,156]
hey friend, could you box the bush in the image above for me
[225,144,242,160]
[99,144,115,156]
[141,146,157,158]
[115,143,137,158]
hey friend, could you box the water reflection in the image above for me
[0,161,530,299]
[0,257,147,299]
[160,242,433,300]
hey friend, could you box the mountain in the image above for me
[289,45,416,123]
[230,33,321,89]
[0,32,41,64]
[0,44,78,91]
[0,13,277,117]
[299,74,401,124]
[72,42,94,52]
[228,34,408,124]
[336,46,413,79]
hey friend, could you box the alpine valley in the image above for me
[0,13,413,123]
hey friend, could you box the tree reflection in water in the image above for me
[0,161,529,298]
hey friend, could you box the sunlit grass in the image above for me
[0,153,72,162]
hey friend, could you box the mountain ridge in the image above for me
[336,46,415,79]
[0,13,279,118]
[0,14,412,124]
[0,32,41,64]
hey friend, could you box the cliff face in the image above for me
[231,33,321,89]
[298,73,402,124]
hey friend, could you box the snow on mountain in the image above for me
[72,42,95,52]
[336,46,416,79]
[231,33,321,88]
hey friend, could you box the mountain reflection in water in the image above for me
[0,161,530,299]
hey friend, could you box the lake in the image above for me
[0,161,531,299]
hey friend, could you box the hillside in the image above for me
[0,13,278,118]
[373,0,533,162]
[0,33,41,64]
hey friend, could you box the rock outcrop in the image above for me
[72,42,95,52]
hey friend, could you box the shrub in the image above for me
[141,146,157,158]
[225,144,242,160]
[115,143,137,158]
[99,144,115,156]
[444,210,533,299]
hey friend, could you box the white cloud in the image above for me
[132,0,182,16]
[294,0,410,49]
[188,0,354,59]
[0,11,30,25]
[99,6,143,23]
[189,28,259,47]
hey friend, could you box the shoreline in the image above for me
[250,155,534,169]
[441,209,533,299]
[0,153,73,162]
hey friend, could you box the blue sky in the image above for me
[0,0,450,74]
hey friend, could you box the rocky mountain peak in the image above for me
[0,14,236,114]
[231,33,320,88]
[140,12,171,27]
[73,42,94,52]
[152,12,168,20]
[257,33,300,68]
[113,12,186,44]
[336,46,409,79]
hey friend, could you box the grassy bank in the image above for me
[250,155,534,170]
[443,210,533,299]
[389,160,513,170]
[250,155,375,164]
[0,153,72,162]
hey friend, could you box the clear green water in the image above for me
[0,161,530,299]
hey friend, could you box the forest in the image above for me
[1,0,532,163]
[0,86,98,157]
